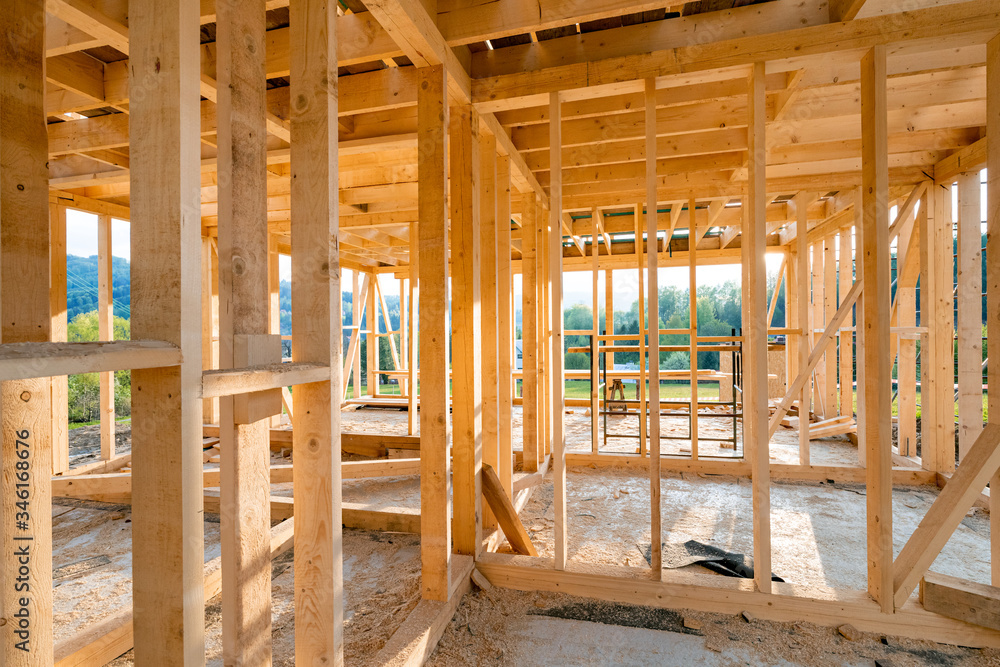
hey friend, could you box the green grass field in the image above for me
[349,379,988,423]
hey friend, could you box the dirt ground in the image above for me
[429,586,1000,666]
[54,407,991,664]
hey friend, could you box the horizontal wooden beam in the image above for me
[201,362,329,398]
[477,553,1000,648]
[0,341,180,381]
[471,0,1000,112]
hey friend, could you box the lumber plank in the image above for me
[0,341,182,381]
[861,43,894,614]
[289,0,343,660]
[476,553,1000,649]
[645,78,662,578]
[893,424,1000,608]
[482,464,538,557]
[126,0,207,661]
[956,171,984,459]
[97,214,115,460]
[497,157,514,497]
[481,131,500,533]
[50,204,70,474]
[417,64,452,602]
[450,103,483,557]
[987,33,1000,586]
[1,5,55,662]
[202,361,330,398]
[745,62,772,594]
[921,571,1000,631]
[215,0,273,658]
[522,198,540,471]
[551,90,568,570]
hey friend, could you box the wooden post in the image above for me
[203,237,219,424]
[1,1,54,660]
[450,104,483,557]
[591,207,601,456]
[367,271,377,396]
[855,189,867,467]
[550,92,567,570]
[539,200,551,461]
[50,204,70,474]
[128,0,205,660]
[480,131,499,532]
[811,241,825,416]
[353,270,362,400]
[795,194,812,464]
[497,157,514,497]
[216,0,272,661]
[824,234,838,415]
[928,183,956,473]
[98,215,115,459]
[957,171,984,459]
[289,0,343,659]
[839,223,854,421]
[645,78,662,579]
[746,62,772,595]
[688,199,697,460]
[400,276,408,398]
[606,268,615,375]
[522,198,539,473]
[860,44,893,614]
[986,33,999,585]
[407,225,419,435]
[417,65,451,601]
[268,234,281,428]
[897,202,920,458]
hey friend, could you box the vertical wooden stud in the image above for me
[1,1,54,660]
[480,132,499,532]
[522,199,539,473]
[860,44,893,613]
[289,0,343,658]
[98,215,115,459]
[50,204,70,474]
[688,199,698,460]
[824,234,838,414]
[408,224,419,435]
[746,62,772,595]
[795,195,812,464]
[450,104,482,557]
[497,157,514,497]
[417,65,451,601]
[985,33,999,584]
[957,171,984,458]
[591,207,601,456]
[550,92,567,569]
[128,0,205,659]
[839,223,854,422]
[216,0,272,661]
[645,78,662,578]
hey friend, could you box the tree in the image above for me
[67,311,132,422]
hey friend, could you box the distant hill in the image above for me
[67,255,131,320]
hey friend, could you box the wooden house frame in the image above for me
[1,0,999,663]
